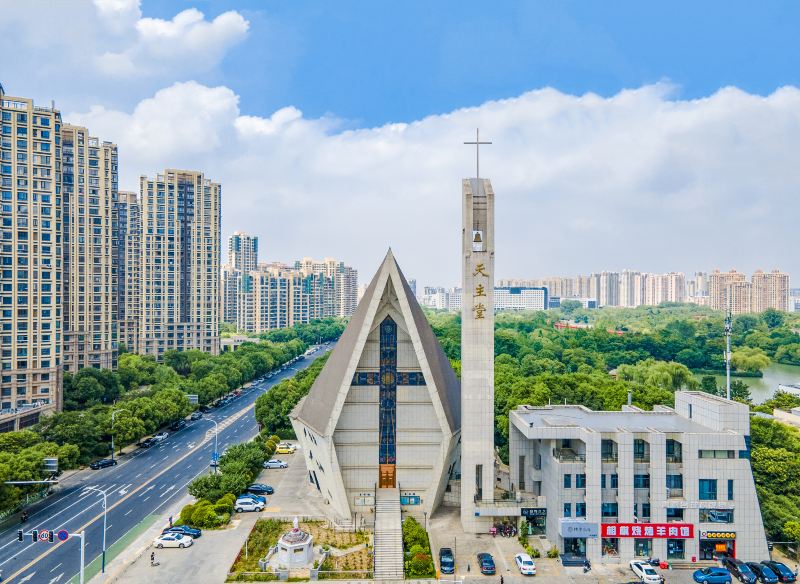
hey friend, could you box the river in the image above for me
[693,362,800,404]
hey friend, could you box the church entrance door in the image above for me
[379,464,396,488]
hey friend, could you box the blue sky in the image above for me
[1,1,798,285]
[140,0,800,126]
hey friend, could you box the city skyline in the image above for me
[1,2,799,285]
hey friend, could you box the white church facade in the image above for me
[290,250,461,522]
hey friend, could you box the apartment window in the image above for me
[563,503,572,518]
[666,508,684,521]
[575,503,586,517]
[634,439,649,461]
[699,509,734,523]
[666,475,683,489]
[610,474,618,489]
[634,474,650,489]
[727,479,734,501]
[601,474,606,489]
[641,503,651,518]
[699,479,717,501]
[576,473,586,488]
[563,474,571,489]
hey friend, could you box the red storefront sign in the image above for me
[600,523,694,539]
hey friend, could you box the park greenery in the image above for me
[0,318,342,517]
[427,303,800,545]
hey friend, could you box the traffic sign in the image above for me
[57,529,69,542]
[39,530,49,542]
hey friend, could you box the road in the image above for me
[0,344,332,584]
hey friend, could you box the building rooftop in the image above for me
[512,404,716,434]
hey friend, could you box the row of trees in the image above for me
[254,354,331,439]
[402,517,435,578]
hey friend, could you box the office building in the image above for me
[0,86,63,431]
[137,170,221,357]
[494,286,548,311]
[61,125,117,372]
[509,392,768,563]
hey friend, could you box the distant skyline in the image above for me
[2,1,798,285]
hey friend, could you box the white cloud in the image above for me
[96,8,249,76]
[68,82,800,285]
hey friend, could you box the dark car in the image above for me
[439,548,455,574]
[89,458,117,470]
[199,405,211,413]
[724,558,757,584]
[190,411,203,421]
[748,563,779,584]
[761,562,798,583]
[169,419,187,431]
[162,525,202,539]
[477,553,495,575]
[247,484,274,495]
[138,437,156,448]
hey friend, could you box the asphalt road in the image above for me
[0,343,333,584]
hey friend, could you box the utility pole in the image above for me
[725,309,732,400]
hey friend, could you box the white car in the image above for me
[630,560,663,584]
[263,459,288,469]
[235,497,264,512]
[153,533,193,548]
[514,553,536,575]
[153,431,169,442]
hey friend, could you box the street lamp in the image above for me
[207,419,219,474]
[110,408,128,462]
[85,487,108,574]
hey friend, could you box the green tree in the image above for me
[731,347,771,373]
[560,299,582,315]
[761,308,786,329]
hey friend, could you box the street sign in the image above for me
[187,394,199,404]
[43,457,58,473]
[57,529,69,542]
[39,530,50,542]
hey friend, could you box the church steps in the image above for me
[373,488,404,580]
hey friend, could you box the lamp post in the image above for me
[85,487,108,574]
[208,419,219,474]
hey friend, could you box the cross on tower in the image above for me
[463,128,492,180]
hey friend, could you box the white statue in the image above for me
[293,516,299,530]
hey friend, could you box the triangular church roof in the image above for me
[293,250,461,436]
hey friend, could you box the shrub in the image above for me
[188,474,224,501]
[547,546,559,558]
[178,503,195,526]
[191,503,223,528]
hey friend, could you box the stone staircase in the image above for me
[374,488,404,580]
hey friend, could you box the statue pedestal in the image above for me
[277,528,314,568]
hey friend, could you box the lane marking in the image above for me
[124,509,133,516]
[49,562,62,573]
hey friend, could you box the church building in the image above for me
[290,250,461,523]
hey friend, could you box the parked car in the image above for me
[694,567,733,584]
[247,484,274,495]
[153,431,169,442]
[263,459,288,469]
[138,437,156,448]
[276,444,296,454]
[162,525,202,539]
[153,533,193,549]
[89,458,117,470]
[238,493,267,504]
[724,558,758,584]
[190,411,203,421]
[630,560,663,583]
[199,405,211,413]
[169,419,187,431]
[747,563,779,584]
[514,553,536,576]
[477,553,495,575]
[234,497,264,513]
[761,562,798,583]
[439,548,454,574]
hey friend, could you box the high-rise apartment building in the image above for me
[0,87,63,430]
[137,170,221,357]
[228,231,258,272]
[61,126,117,372]
[751,269,790,313]
[115,191,141,352]
[709,269,749,314]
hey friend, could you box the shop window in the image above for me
[602,538,619,557]
[667,539,685,560]
[634,538,653,558]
